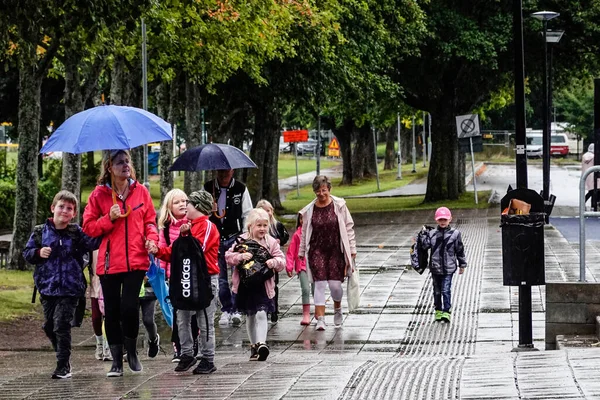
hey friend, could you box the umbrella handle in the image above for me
[111,190,132,218]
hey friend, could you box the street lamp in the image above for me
[531,11,559,210]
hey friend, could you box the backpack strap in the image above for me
[164,221,171,246]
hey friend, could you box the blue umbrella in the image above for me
[40,105,172,154]
[146,255,173,328]
[169,143,257,171]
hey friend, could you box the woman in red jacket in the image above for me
[83,150,158,378]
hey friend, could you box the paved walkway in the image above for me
[3,209,600,399]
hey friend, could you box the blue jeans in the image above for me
[218,236,238,313]
[432,274,453,312]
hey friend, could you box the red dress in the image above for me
[308,202,346,282]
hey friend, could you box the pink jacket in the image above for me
[225,233,285,299]
[157,218,189,279]
[286,227,306,275]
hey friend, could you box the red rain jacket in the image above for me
[83,181,158,275]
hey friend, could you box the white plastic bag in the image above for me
[347,260,360,312]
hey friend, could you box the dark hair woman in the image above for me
[82,150,158,377]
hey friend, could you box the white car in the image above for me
[526,134,543,158]
[296,138,318,155]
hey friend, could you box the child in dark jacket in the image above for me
[23,190,100,379]
[418,207,467,323]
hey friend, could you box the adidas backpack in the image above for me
[410,227,433,275]
[169,234,213,311]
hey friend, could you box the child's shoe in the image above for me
[193,358,217,374]
[174,354,197,372]
[434,310,443,322]
[300,304,311,326]
[257,343,270,361]
[440,311,451,323]
[51,361,72,379]
[147,333,160,358]
[249,344,258,361]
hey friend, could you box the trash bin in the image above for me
[501,188,545,286]
[148,152,159,175]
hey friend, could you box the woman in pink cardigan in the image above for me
[226,208,285,361]
[299,175,356,331]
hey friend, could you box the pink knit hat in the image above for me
[434,207,452,221]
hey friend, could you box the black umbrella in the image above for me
[170,143,257,171]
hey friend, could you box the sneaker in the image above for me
[172,352,181,363]
[270,312,278,323]
[102,342,113,361]
[174,354,197,372]
[334,308,343,327]
[95,341,103,361]
[147,333,160,358]
[218,312,231,325]
[249,345,258,361]
[231,312,242,326]
[316,316,326,331]
[441,311,451,323]
[257,343,270,361]
[435,310,443,322]
[51,362,72,379]
[193,358,217,374]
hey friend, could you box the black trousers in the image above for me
[41,295,78,366]
[100,270,145,345]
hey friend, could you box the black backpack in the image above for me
[169,234,213,311]
[410,226,433,275]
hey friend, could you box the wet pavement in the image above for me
[4,207,600,399]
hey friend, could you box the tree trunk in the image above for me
[109,55,125,106]
[352,125,372,180]
[259,107,282,210]
[363,125,376,177]
[384,126,397,170]
[10,59,42,270]
[156,81,173,204]
[184,79,202,193]
[246,102,274,205]
[61,58,83,218]
[333,119,354,185]
[425,109,460,201]
[458,151,466,195]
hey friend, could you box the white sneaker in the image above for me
[95,341,103,361]
[102,339,112,361]
[334,308,343,327]
[316,316,326,331]
[218,312,231,325]
[231,312,242,326]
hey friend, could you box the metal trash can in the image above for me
[501,188,546,286]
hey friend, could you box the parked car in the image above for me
[296,138,318,155]
[526,133,543,158]
[550,133,569,157]
[279,136,291,153]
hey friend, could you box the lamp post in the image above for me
[531,11,559,207]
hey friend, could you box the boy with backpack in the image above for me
[418,207,467,323]
[23,190,100,379]
[150,190,220,374]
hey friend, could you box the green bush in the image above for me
[0,181,16,229]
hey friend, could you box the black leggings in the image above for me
[100,270,145,345]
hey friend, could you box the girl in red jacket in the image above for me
[286,213,311,325]
[156,188,196,363]
[152,190,220,374]
[82,150,158,377]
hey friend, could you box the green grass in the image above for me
[0,269,39,321]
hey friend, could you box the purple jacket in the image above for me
[24,219,100,297]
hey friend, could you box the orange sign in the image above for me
[328,138,340,157]
[283,129,309,143]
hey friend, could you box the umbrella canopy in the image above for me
[39,105,172,154]
[170,143,257,171]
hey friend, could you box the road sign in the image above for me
[455,114,481,138]
[328,137,340,157]
[283,129,309,143]
[459,136,483,153]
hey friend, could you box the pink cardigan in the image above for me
[286,227,306,275]
[225,233,285,299]
[158,217,188,279]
